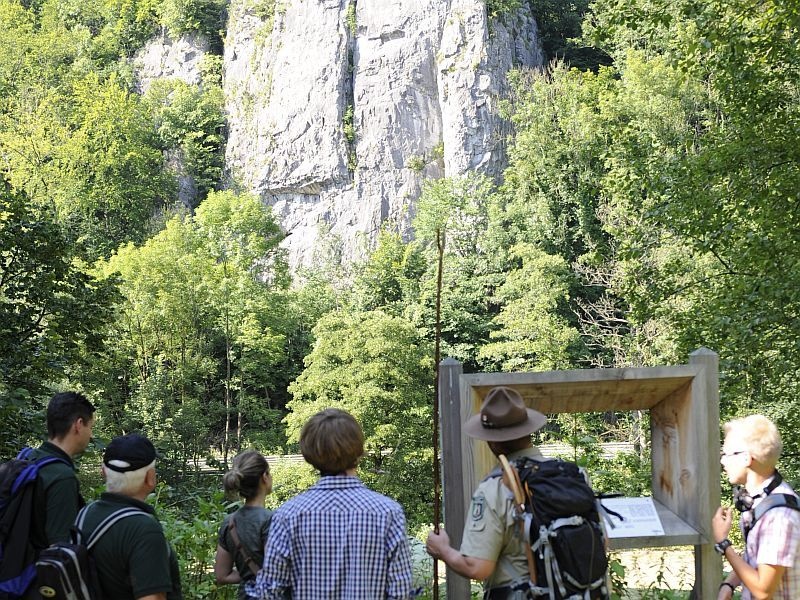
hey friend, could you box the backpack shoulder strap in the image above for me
[482,456,552,482]
[498,455,537,587]
[228,515,261,577]
[16,447,33,460]
[82,507,152,549]
[753,493,800,523]
[9,456,70,497]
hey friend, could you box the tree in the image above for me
[351,228,425,314]
[193,190,287,460]
[479,243,582,371]
[584,0,800,434]
[412,174,504,370]
[0,180,118,456]
[286,310,434,527]
[94,191,289,474]
[2,71,173,260]
[145,74,226,206]
[508,0,800,465]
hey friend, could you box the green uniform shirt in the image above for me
[460,447,547,591]
[28,442,82,548]
[81,493,182,600]
[217,506,272,600]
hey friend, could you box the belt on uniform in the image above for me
[484,583,531,600]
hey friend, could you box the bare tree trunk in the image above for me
[236,390,242,452]
[223,326,231,467]
[223,257,232,468]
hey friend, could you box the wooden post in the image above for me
[689,348,721,599]
[439,358,471,599]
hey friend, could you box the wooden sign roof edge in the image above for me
[462,364,702,387]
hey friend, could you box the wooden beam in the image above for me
[689,348,721,599]
[439,358,471,599]
[463,366,701,413]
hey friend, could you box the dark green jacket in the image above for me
[81,492,182,600]
[28,442,82,548]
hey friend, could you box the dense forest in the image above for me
[2,0,799,594]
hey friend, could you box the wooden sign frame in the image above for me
[438,348,721,599]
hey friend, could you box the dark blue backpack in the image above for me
[0,448,69,599]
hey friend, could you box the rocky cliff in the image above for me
[137,0,543,268]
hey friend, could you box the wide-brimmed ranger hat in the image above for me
[464,386,547,442]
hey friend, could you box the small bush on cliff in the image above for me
[485,0,522,19]
[160,0,226,43]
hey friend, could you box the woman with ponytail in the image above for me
[214,450,273,599]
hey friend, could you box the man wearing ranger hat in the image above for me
[78,433,182,600]
[426,386,548,599]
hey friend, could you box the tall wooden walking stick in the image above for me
[432,226,445,600]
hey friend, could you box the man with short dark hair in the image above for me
[28,391,95,549]
[248,408,415,599]
[426,386,549,599]
[79,433,182,600]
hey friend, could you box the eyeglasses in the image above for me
[720,450,747,459]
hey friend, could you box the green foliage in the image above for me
[501,65,613,264]
[405,143,444,173]
[0,181,119,453]
[583,0,687,60]
[154,486,237,599]
[86,0,160,59]
[251,0,275,23]
[286,310,434,527]
[590,451,651,497]
[145,78,225,205]
[608,557,626,600]
[265,460,317,508]
[93,191,289,472]
[577,0,800,433]
[352,229,425,313]
[406,155,425,172]
[4,0,800,584]
[526,0,611,70]
[342,104,357,171]
[342,104,355,144]
[159,0,225,41]
[413,174,514,371]
[414,174,493,249]
[3,70,172,260]
[485,0,521,20]
[479,243,583,371]
[345,1,356,36]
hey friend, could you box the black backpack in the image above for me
[0,448,70,599]
[505,457,611,600]
[35,504,147,600]
[744,492,800,540]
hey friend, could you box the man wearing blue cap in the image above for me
[78,433,182,600]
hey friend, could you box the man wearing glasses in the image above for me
[712,415,800,599]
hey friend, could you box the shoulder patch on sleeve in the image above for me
[468,495,486,531]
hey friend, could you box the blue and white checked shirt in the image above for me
[246,475,415,599]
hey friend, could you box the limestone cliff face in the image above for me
[224,0,542,268]
[137,0,542,268]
